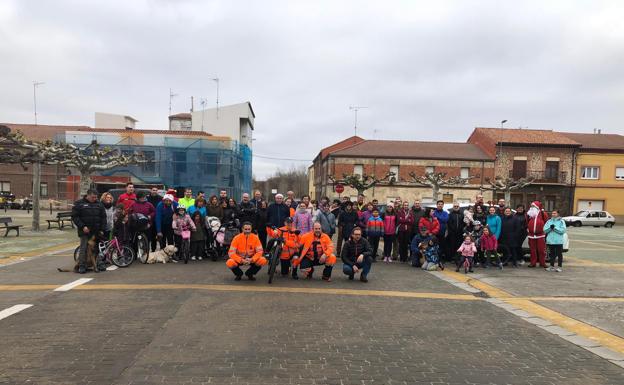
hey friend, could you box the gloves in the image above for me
[550,224,555,229]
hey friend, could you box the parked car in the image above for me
[0,193,16,209]
[562,210,615,228]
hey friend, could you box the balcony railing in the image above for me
[508,170,568,184]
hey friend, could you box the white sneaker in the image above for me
[198,256,203,261]
[191,256,196,261]
[547,266,555,272]
[555,267,562,272]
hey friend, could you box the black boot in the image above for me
[291,267,299,280]
[231,266,243,280]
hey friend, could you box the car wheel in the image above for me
[605,222,614,228]
[573,221,582,227]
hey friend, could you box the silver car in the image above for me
[562,210,616,228]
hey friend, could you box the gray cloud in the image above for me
[2,0,624,178]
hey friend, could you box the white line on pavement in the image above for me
[0,304,33,321]
[54,278,93,292]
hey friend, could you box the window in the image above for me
[512,160,527,179]
[460,167,470,179]
[545,161,559,180]
[442,193,454,203]
[599,212,607,218]
[425,166,435,174]
[544,196,556,212]
[141,151,155,173]
[581,166,599,180]
[353,164,363,177]
[0,181,10,193]
[389,165,399,182]
[173,151,187,173]
[616,167,624,180]
[40,182,48,198]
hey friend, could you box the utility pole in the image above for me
[349,106,368,137]
[212,78,220,119]
[32,81,44,231]
[169,88,178,117]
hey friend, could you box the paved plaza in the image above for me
[1,224,623,384]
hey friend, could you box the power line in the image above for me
[253,153,312,162]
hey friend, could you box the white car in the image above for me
[563,210,616,228]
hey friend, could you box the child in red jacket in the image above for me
[480,226,502,270]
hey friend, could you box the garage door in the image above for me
[578,200,604,211]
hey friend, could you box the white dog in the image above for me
[147,245,177,264]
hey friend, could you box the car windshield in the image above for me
[574,211,588,217]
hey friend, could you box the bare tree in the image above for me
[254,166,308,199]
[483,176,534,203]
[0,126,145,230]
[408,171,478,201]
[329,172,395,196]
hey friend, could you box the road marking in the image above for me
[53,278,93,292]
[0,304,33,321]
[439,269,624,356]
[0,241,78,267]
[571,239,622,249]
[0,285,58,291]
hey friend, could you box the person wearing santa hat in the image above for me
[526,201,549,268]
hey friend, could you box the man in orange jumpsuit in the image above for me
[267,217,302,279]
[295,222,336,281]
[226,222,267,281]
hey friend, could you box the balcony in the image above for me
[508,170,568,184]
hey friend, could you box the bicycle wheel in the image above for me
[136,234,149,264]
[111,246,135,267]
[267,244,281,284]
[183,240,190,264]
[73,246,80,262]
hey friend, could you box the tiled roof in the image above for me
[330,140,493,160]
[318,136,365,160]
[471,127,580,146]
[559,132,624,151]
[169,113,192,119]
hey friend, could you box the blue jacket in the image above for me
[486,214,502,239]
[156,201,178,233]
[544,217,566,245]
[433,209,449,236]
[188,205,207,218]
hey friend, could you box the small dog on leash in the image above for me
[147,245,177,264]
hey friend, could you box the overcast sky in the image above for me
[2,0,624,179]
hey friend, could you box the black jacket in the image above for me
[411,208,426,233]
[341,237,373,265]
[338,210,359,239]
[499,215,519,246]
[147,194,162,209]
[256,208,268,233]
[513,212,528,246]
[238,201,257,226]
[447,210,465,235]
[72,198,106,236]
[267,203,290,228]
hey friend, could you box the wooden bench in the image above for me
[46,212,75,230]
[0,217,23,237]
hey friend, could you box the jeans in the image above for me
[158,225,174,250]
[343,261,371,278]
[78,234,91,267]
[548,244,563,267]
[383,234,395,257]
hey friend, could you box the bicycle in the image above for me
[129,213,150,264]
[180,230,192,264]
[73,236,135,268]
[266,227,300,284]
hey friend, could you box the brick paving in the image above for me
[0,255,623,384]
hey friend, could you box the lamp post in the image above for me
[32,81,45,231]
[33,81,45,125]
[501,119,507,129]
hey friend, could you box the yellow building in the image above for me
[561,132,624,219]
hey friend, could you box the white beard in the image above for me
[528,207,539,218]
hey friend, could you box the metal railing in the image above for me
[509,170,568,184]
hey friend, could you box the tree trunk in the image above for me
[432,185,440,201]
[31,163,41,232]
[79,171,93,197]
[504,190,511,205]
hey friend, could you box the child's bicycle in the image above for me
[462,256,472,274]
[73,236,135,268]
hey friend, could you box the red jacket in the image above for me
[480,233,498,251]
[128,201,156,222]
[117,193,136,211]
[527,211,549,239]
[397,209,414,233]
[418,217,440,236]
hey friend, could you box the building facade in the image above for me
[560,132,624,219]
[468,127,580,214]
[312,137,495,204]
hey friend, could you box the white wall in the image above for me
[191,102,254,147]
[95,112,136,129]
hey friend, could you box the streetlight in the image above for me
[33,81,45,125]
[501,119,507,129]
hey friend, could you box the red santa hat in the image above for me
[531,201,543,210]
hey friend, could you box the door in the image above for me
[512,160,527,179]
[577,200,604,211]
[585,211,601,225]
[545,161,559,182]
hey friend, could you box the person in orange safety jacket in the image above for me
[226,222,267,281]
[267,217,302,279]
[293,222,336,281]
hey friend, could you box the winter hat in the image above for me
[163,194,175,202]
[473,220,482,227]
[531,201,542,210]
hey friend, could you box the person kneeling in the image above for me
[341,227,372,282]
[295,222,336,282]
[226,222,267,281]
[268,217,302,279]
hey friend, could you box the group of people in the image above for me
[71,184,568,280]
